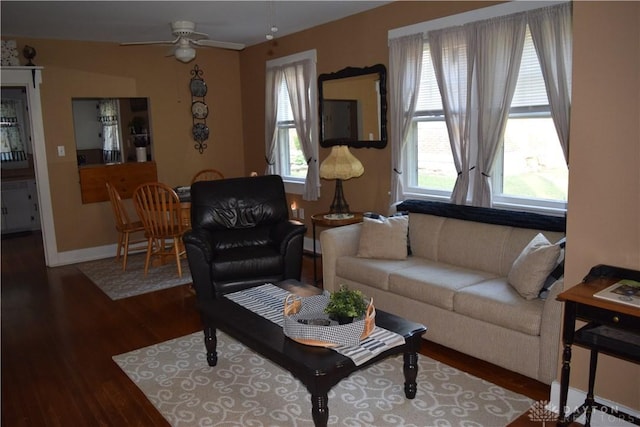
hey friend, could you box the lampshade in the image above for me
[319,146,364,180]
[175,46,196,63]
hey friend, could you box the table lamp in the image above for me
[319,145,364,218]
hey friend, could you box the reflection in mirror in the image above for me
[318,64,387,149]
[72,97,151,165]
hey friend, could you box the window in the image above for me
[265,50,319,198]
[1,94,29,168]
[396,1,571,214]
[496,30,568,208]
[275,80,307,180]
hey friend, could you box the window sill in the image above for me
[401,192,567,217]
[283,179,305,195]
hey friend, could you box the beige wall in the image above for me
[5,0,639,411]
[565,1,640,410]
[9,38,245,251]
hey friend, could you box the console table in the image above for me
[557,278,640,426]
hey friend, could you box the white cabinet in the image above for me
[1,179,40,234]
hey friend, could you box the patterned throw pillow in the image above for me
[508,233,561,300]
[357,215,409,260]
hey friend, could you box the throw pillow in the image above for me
[508,233,561,300]
[357,215,409,260]
[538,237,566,299]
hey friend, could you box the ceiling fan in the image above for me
[121,20,245,63]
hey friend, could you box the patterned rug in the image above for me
[113,331,534,427]
[76,253,191,300]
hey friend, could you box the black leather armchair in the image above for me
[183,175,307,300]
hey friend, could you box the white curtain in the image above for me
[283,59,320,201]
[529,2,572,163]
[98,99,121,162]
[388,34,424,209]
[429,26,475,205]
[264,67,282,175]
[0,99,27,162]
[472,14,526,207]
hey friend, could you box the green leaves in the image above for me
[324,285,368,318]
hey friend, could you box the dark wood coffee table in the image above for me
[196,280,427,426]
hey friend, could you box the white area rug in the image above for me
[113,331,533,426]
[76,253,191,300]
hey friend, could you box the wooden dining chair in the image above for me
[190,169,224,185]
[133,182,186,277]
[105,181,147,270]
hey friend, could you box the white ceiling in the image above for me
[1,1,392,49]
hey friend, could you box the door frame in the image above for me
[2,67,58,266]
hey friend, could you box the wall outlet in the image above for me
[57,146,65,157]
[299,208,304,219]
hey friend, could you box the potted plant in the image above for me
[324,285,368,324]
[129,117,149,162]
[129,116,147,135]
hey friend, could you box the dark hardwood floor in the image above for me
[2,231,553,426]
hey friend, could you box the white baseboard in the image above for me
[303,236,318,254]
[52,238,320,268]
[51,244,148,267]
[549,381,639,426]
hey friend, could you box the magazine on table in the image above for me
[593,279,640,308]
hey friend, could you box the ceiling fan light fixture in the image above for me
[175,45,196,63]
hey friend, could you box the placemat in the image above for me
[226,283,405,365]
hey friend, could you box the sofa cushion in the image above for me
[389,261,497,311]
[357,215,409,260]
[454,278,544,336]
[336,255,423,291]
[508,233,561,300]
[436,218,511,276]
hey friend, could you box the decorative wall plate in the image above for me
[190,78,208,97]
[191,101,209,119]
[192,123,210,142]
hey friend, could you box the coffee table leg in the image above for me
[403,351,419,399]
[310,394,329,427]
[204,326,218,367]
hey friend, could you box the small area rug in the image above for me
[76,253,191,300]
[113,331,533,427]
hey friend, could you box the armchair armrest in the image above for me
[183,228,215,263]
[183,228,217,300]
[270,220,307,253]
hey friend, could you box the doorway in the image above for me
[1,67,57,266]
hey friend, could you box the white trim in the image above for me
[55,244,118,266]
[2,67,59,266]
[549,381,639,427]
[303,235,316,254]
[283,180,305,195]
[388,1,567,41]
[266,49,317,68]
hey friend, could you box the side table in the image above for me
[556,278,640,426]
[311,212,364,286]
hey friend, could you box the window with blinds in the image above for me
[406,25,568,212]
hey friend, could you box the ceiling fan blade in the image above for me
[189,31,209,41]
[193,39,245,51]
[121,36,180,46]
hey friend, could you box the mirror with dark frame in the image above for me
[318,64,387,149]
[72,97,151,166]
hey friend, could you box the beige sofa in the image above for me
[320,201,565,385]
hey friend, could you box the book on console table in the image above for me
[593,279,640,308]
